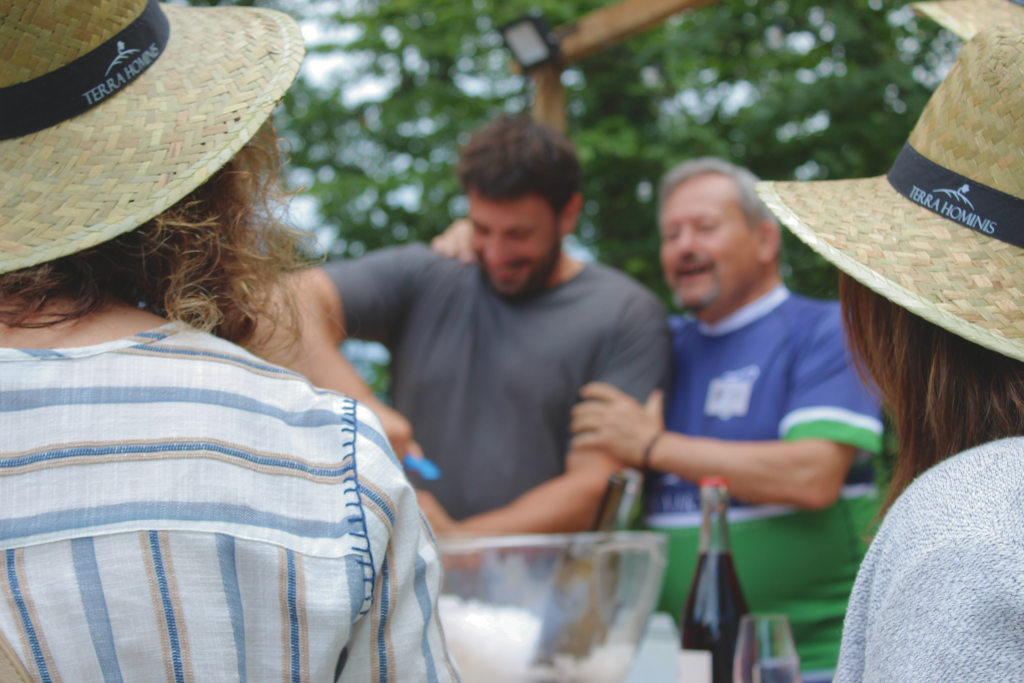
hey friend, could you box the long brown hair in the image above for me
[0,122,306,352]
[840,272,1024,513]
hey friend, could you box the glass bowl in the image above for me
[438,531,667,683]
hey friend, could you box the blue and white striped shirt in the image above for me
[0,324,458,683]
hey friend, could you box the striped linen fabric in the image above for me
[0,324,459,683]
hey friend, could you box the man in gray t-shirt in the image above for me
[281,116,670,533]
[325,243,667,523]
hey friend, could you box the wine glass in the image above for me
[732,614,802,683]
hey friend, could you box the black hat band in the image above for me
[887,142,1024,249]
[0,0,170,141]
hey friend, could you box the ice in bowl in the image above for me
[437,532,667,683]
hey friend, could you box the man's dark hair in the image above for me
[457,115,580,215]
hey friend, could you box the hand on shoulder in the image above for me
[430,219,476,264]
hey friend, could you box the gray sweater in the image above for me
[835,437,1024,682]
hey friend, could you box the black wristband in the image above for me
[641,432,663,471]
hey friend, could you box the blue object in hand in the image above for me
[403,453,442,481]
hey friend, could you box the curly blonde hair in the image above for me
[0,122,308,352]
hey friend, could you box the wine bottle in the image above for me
[681,476,749,683]
[532,471,629,665]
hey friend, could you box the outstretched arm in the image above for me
[262,267,419,458]
[418,448,621,534]
[571,382,856,510]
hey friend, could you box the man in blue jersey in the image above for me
[570,158,882,682]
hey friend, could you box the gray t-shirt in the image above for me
[324,243,670,520]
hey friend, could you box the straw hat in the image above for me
[0,0,304,275]
[757,27,1024,362]
[912,0,1024,39]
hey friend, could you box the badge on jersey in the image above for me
[704,365,760,419]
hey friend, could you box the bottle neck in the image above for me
[698,484,731,554]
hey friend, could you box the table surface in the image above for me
[625,613,679,683]
[625,614,717,683]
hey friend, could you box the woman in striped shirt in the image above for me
[0,1,457,681]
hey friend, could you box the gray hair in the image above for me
[658,158,777,228]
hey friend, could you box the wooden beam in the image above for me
[557,0,718,64]
[531,64,566,133]
[513,0,723,129]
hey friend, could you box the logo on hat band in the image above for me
[0,0,170,141]
[83,43,162,106]
[106,41,142,77]
[887,142,1024,248]
[933,184,974,209]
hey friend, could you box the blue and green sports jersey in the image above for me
[647,285,882,526]
[646,285,883,680]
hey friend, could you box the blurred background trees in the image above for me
[187,0,959,394]
[187,0,958,301]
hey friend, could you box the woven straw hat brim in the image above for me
[757,26,1024,362]
[912,0,1024,38]
[0,4,304,275]
[759,177,1024,362]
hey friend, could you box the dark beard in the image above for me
[482,234,562,302]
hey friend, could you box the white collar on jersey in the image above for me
[696,283,790,337]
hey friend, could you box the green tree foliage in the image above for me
[187,0,959,303]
